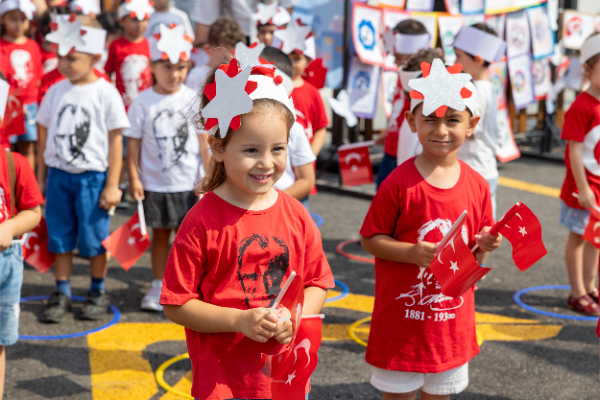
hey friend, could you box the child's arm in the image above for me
[569,141,596,208]
[99,129,123,209]
[126,137,144,201]
[284,163,315,200]
[303,286,328,315]
[36,124,48,194]
[0,206,42,251]
[311,127,326,156]
[474,227,502,263]
[198,133,211,173]
[361,234,439,269]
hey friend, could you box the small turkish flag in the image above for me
[22,218,55,274]
[338,142,373,187]
[302,58,328,89]
[583,208,600,249]
[101,212,150,270]
[0,89,25,141]
[492,202,547,271]
[270,315,323,400]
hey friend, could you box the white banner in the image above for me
[532,58,551,100]
[489,59,508,110]
[382,70,399,118]
[348,56,381,119]
[382,8,410,71]
[496,108,521,163]
[352,3,384,66]
[527,5,555,59]
[461,0,484,15]
[485,14,506,39]
[562,10,596,50]
[438,15,463,65]
[506,10,531,58]
[508,53,536,110]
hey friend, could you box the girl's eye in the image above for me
[244,148,258,153]
[272,147,285,152]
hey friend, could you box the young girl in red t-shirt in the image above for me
[160,60,334,400]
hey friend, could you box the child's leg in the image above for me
[151,228,172,280]
[565,231,586,298]
[382,391,418,400]
[90,253,108,292]
[419,392,450,400]
[54,252,74,281]
[582,241,599,294]
[0,345,4,400]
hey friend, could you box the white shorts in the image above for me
[370,363,469,395]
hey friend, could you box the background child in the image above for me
[360,62,501,400]
[161,61,334,400]
[558,32,600,316]
[36,17,130,323]
[95,11,124,73]
[0,0,43,169]
[376,19,429,188]
[125,23,209,312]
[254,2,290,46]
[144,0,194,40]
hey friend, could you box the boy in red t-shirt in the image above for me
[360,60,501,399]
[559,33,600,317]
[104,1,153,110]
[0,0,43,169]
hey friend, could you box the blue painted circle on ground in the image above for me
[19,295,121,340]
[513,285,599,321]
[327,279,349,303]
[310,212,324,227]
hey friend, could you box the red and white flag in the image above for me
[491,202,547,271]
[338,141,374,187]
[302,58,328,89]
[21,218,55,274]
[101,204,149,271]
[582,208,600,249]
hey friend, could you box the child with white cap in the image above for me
[124,23,210,312]
[144,0,195,41]
[0,0,43,168]
[252,0,291,46]
[36,14,130,323]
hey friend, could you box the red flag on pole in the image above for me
[338,141,374,187]
[583,208,600,249]
[21,218,55,274]
[491,202,547,271]
[101,211,150,270]
[302,58,328,89]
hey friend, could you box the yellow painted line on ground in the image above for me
[324,290,374,313]
[498,176,560,198]
[159,371,192,400]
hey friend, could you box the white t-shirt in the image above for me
[144,8,195,40]
[36,79,130,174]
[396,119,422,166]
[185,65,211,91]
[456,80,499,180]
[273,122,316,191]
[123,85,206,193]
[190,0,293,36]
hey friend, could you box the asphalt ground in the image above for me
[4,157,600,400]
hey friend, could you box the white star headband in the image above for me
[253,1,291,27]
[581,34,600,63]
[0,0,36,20]
[118,0,155,21]
[203,59,296,138]
[272,18,316,60]
[70,0,101,16]
[395,33,430,55]
[408,59,476,117]
[149,24,193,63]
[235,41,266,69]
[45,14,107,56]
[453,25,506,64]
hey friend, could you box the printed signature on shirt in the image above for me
[396,270,464,311]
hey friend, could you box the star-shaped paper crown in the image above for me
[117,0,155,21]
[408,59,474,117]
[149,23,193,63]
[0,0,37,20]
[45,13,107,56]
[70,0,101,16]
[202,59,296,138]
[253,0,291,27]
[234,41,268,69]
[272,18,316,60]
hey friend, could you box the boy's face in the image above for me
[584,58,600,92]
[57,52,99,83]
[454,48,484,75]
[152,0,169,11]
[150,59,190,94]
[257,24,277,46]
[406,104,479,157]
[289,51,308,79]
[1,10,30,39]
[119,16,148,39]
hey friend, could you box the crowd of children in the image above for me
[0,0,599,399]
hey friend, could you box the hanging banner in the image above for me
[506,10,531,58]
[405,0,433,12]
[444,0,460,15]
[438,15,463,65]
[382,70,399,117]
[352,3,385,66]
[463,13,485,26]
[508,53,536,110]
[379,0,406,9]
[461,0,484,15]
[486,0,517,15]
[532,58,551,100]
[411,12,438,48]
[338,142,374,187]
[514,0,542,9]
[485,13,506,39]
[489,59,508,110]
[562,11,596,50]
[382,8,411,71]
[496,108,521,162]
[527,5,555,60]
[348,56,381,119]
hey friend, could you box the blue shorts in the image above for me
[559,200,590,236]
[9,102,38,143]
[0,243,24,346]
[376,153,397,189]
[46,167,111,258]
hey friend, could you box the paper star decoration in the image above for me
[408,59,473,117]
[155,24,193,64]
[72,0,100,15]
[15,0,37,20]
[123,0,154,21]
[450,261,459,274]
[253,1,278,25]
[235,41,266,69]
[329,89,358,128]
[45,14,87,56]
[382,28,395,55]
[519,226,527,237]
[274,18,312,55]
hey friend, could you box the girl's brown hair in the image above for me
[403,48,445,71]
[195,66,295,194]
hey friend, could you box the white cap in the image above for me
[45,14,106,56]
[453,25,506,63]
[117,0,154,21]
[581,34,600,63]
[398,68,422,92]
[0,0,36,20]
[149,24,193,63]
[70,0,101,16]
[395,33,430,55]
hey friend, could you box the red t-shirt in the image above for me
[160,190,334,400]
[359,159,493,373]
[291,80,329,143]
[0,38,42,105]
[384,78,410,157]
[560,92,600,209]
[0,150,44,223]
[104,37,152,109]
[37,68,110,105]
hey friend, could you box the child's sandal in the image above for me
[566,294,600,316]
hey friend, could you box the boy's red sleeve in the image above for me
[311,87,329,132]
[104,42,117,76]
[14,153,43,211]
[360,177,401,238]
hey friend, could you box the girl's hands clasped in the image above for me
[235,306,293,344]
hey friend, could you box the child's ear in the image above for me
[92,53,102,63]
[405,110,418,133]
[473,55,485,67]
[466,115,481,138]
[207,135,224,161]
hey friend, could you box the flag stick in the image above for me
[269,270,297,314]
[438,210,467,251]
[11,232,28,245]
[137,198,147,236]
[572,192,600,213]
[471,202,523,253]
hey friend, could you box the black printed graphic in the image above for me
[237,234,290,309]
[153,110,189,172]
[54,104,91,166]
